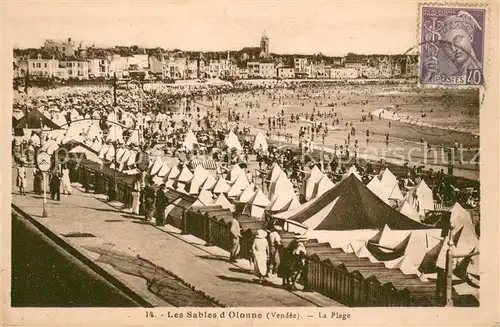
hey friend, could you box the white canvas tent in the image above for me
[253,132,268,152]
[157,163,171,178]
[215,193,235,212]
[267,163,285,184]
[150,157,163,175]
[227,164,244,184]
[200,174,217,191]
[242,189,270,219]
[177,165,194,183]
[186,166,210,194]
[368,169,404,204]
[238,184,256,203]
[267,194,301,212]
[191,190,215,207]
[182,130,199,151]
[224,131,243,151]
[399,201,421,222]
[405,180,434,217]
[212,177,231,194]
[312,175,336,199]
[301,166,324,201]
[86,123,102,140]
[227,173,250,198]
[106,125,124,143]
[167,164,181,180]
[268,174,295,201]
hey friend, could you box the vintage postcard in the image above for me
[1,1,498,326]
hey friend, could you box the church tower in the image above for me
[260,31,269,58]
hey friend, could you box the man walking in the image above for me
[49,170,61,201]
[155,184,168,226]
[229,216,241,263]
[267,225,282,275]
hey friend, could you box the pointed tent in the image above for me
[342,166,362,181]
[286,174,429,231]
[126,150,138,167]
[301,165,324,200]
[215,193,235,212]
[268,174,295,201]
[167,164,181,180]
[266,163,285,184]
[105,146,116,162]
[312,175,336,199]
[200,174,217,191]
[227,164,244,184]
[212,176,231,194]
[106,125,124,143]
[186,166,210,194]
[191,190,215,207]
[177,165,194,183]
[157,163,172,178]
[399,201,421,222]
[120,149,131,164]
[52,113,67,128]
[253,132,268,152]
[182,130,199,151]
[238,184,256,203]
[227,173,250,198]
[267,194,301,212]
[224,130,243,151]
[86,123,102,140]
[115,148,126,162]
[242,189,270,219]
[368,169,404,204]
[150,157,164,176]
[450,203,476,237]
[14,108,61,129]
[405,180,434,217]
[98,144,110,159]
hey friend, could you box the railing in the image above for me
[69,162,438,307]
[305,255,433,307]
[185,209,256,260]
[70,164,132,206]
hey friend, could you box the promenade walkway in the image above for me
[11,167,343,307]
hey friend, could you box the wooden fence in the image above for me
[70,163,438,307]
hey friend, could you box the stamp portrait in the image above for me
[420,6,486,86]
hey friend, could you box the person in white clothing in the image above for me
[60,165,72,195]
[130,174,142,215]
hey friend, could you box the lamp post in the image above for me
[127,79,144,148]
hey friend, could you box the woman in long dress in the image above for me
[60,164,72,195]
[16,161,27,195]
[251,229,269,284]
[33,169,43,195]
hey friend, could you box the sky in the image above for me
[7,1,420,56]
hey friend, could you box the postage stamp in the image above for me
[420,5,486,86]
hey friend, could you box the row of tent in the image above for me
[272,173,479,301]
[299,164,436,224]
[146,160,300,219]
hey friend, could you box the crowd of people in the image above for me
[12,80,480,280]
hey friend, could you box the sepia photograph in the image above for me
[2,1,499,326]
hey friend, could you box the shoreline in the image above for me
[371,108,480,137]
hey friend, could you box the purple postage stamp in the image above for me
[420,6,486,86]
